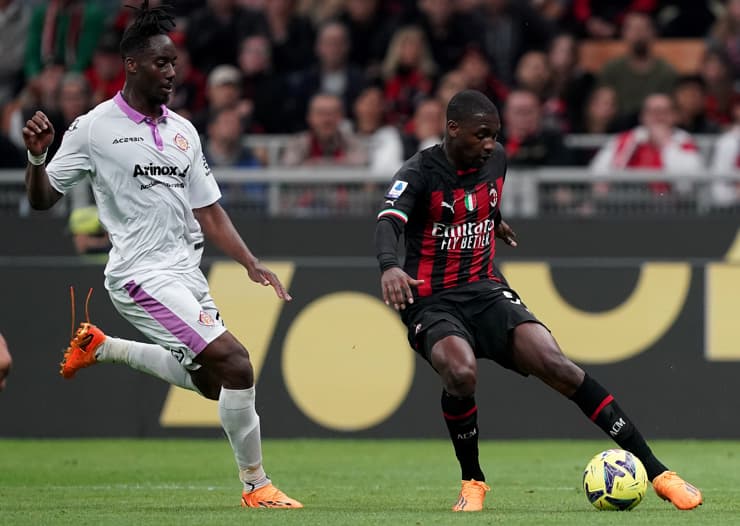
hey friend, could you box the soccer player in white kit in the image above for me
[22,1,302,509]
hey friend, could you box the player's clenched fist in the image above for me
[22,110,55,154]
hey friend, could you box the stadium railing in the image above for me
[1,167,738,218]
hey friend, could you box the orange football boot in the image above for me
[452,479,491,512]
[60,323,106,379]
[652,471,703,510]
[241,483,303,509]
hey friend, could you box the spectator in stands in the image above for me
[598,12,678,127]
[0,131,24,168]
[6,62,66,155]
[435,69,468,108]
[0,0,29,109]
[192,65,248,134]
[205,107,262,169]
[570,0,657,39]
[381,26,437,126]
[353,85,403,175]
[258,0,315,75]
[283,20,366,131]
[0,331,10,391]
[400,97,445,160]
[237,34,282,133]
[531,0,570,27]
[24,0,106,79]
[204,106,266,209]
[709,97,740,207]
[571,86,619,164]
[501,89,572,166]
[514,51,551,100]
[281,92,368,166]
[701,49,737,128]
[590,93,704,195]
[673,76,721,134]
[708,0,740,80]
[416,0,478,73]
[577,85,619,134]
[546,33,596,133]
[456,47,508,110]
[656,0,715,38]
[167,31,207,121]
[186,0,263,74]
[338,0,396,76]
[477,0,555,86]
[84,32,125,106]
[296,0,344,25]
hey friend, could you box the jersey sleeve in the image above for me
[46,117,93,195]
[376,164,425,227]
[188,134,222,209]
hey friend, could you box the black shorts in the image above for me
[402,281,545,374]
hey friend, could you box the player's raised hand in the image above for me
[494,220,518,247]
[22,111,55,155]
[246,260,292,301]
[381,267,425,311]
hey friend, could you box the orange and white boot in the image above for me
[241,483,304,509]
[652,471,703,510]
[452,479,490,512]
[60,323,106,379]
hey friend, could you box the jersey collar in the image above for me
[114,91,169,123]
[113,91,169,151]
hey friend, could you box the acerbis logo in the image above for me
[113,136,144,144]
[133,163,189,177]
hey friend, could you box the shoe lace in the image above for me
[461,480,490,498]
[69,286,94,338]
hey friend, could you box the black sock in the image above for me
[570,374,668,481]
[442,390,485,481]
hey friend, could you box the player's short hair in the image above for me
[120,1,176,58]
[446,89,498,123]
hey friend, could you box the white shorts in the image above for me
[108,269,227,370]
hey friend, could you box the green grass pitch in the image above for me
[1,439,738,525]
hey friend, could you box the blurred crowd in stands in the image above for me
[0,0,739,210]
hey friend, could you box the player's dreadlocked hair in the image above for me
[120,1,176,57]
[447,89,498,123]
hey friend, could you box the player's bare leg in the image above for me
[510,322,702,510]
[195,332,303,509]
[431,335,490,512]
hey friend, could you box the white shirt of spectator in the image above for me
[710,125,740,206]
[589,126,704,174]
[46,92,222,289]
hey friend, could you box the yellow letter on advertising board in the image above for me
[501,262,690,364]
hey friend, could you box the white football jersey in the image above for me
[47,93,222,289]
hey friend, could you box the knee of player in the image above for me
[446,364,477,396]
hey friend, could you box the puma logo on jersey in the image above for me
[441,201,455,211]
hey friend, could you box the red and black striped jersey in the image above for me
[377,143,506,298]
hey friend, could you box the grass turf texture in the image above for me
[0,439,737,525]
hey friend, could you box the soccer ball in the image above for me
[582,449,648,511]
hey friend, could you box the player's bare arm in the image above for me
[22,111,63,210]
[494,220,518,247]
[193,203,292,301]
[0,332,11,391]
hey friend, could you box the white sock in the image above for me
[218,387,269,492]
[96,337,199,393]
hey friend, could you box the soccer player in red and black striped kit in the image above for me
[374,90,702,512]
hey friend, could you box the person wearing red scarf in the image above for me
[25,0,105,79]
